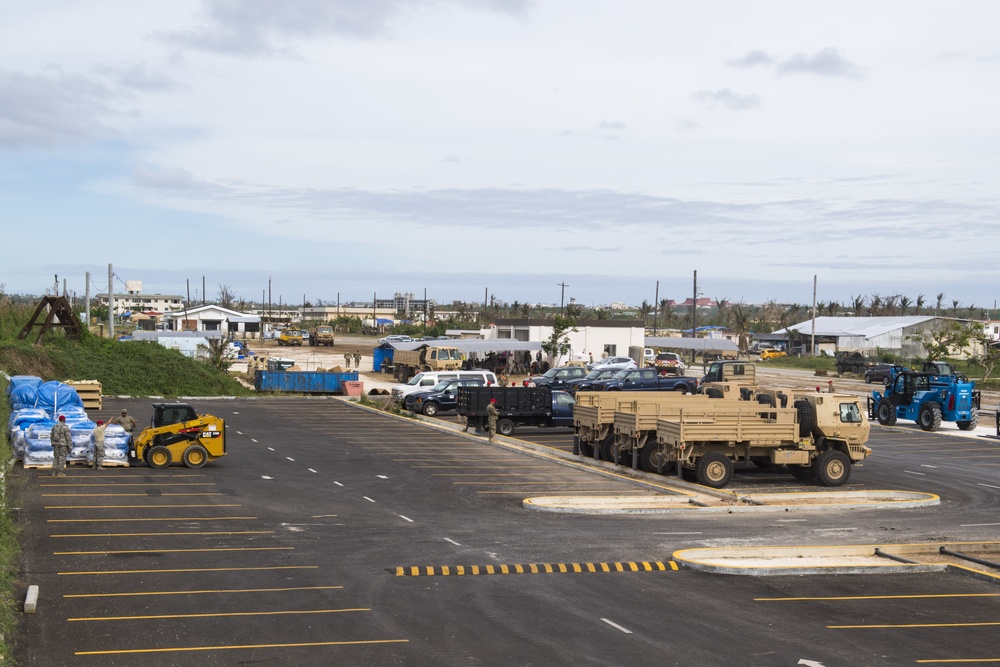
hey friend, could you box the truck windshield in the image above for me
[613,370,630,380]
[406,373,427,386]
[541,368,560,379]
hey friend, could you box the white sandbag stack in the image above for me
[8,408,49,461]
[69,421,96,464]
[23,421,58,469]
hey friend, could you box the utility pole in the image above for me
[85,271,91,328]
[690,270,697,365]
[186,279,191,332]
[811,274,817,357]
[652,280,659,336]
[202,276,206,306]
[108,264,114,339]
[483,287,488,327]
[558,282,569,315]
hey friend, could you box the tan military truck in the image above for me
[699,360,757,399]
[653,393,871,488]
[309,325,335,347]
[392,346,464,381]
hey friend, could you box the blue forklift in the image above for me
[869,367,980,431]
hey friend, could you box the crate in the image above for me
[65,380,102,411]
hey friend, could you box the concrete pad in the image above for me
[24,585,38,613]
[673,541,1000,577]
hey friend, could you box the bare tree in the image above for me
[217,284,237,309]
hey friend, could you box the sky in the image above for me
[2,1,999,311]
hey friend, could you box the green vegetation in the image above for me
[0,387,19,663]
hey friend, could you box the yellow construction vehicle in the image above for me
[131,403,226,469]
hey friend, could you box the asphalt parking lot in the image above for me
[13,397,1000,665]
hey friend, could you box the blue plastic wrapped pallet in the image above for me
[34,381,83,412]
[254,370,359,394]
[90,424,130,466]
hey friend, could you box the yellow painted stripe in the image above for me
[70,608,368,622]
[65,585,343,599]
[45,504,242,509]
[75,638,409,656]
[756,593,1000,601]
[55,547,293,556]
[59,565,317,576]
[51,531,272,538]
[48,516,256,523]
[389,561,678,577]
[916,659,1000,664]
[831,621,1000,629]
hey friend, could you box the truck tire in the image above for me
[793,400,816,438]
[695,453,733,488]
[788,464,815,481]
[182,444,208,469]
[599,434,616,462]
[815,450,850,486]
[836,365,845,375]
[639,441,666,473]
[864,374,872,384]
[497,419,515,436]
[421,402,439,417]
[147,445,171,469]
[918,403,943,431]
[957,408,979,431]
[876,399,897,425]
[706,387,723,399]
[578,438,594,457]
[757,394,775,407]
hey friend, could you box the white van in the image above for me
[391,370,497,400]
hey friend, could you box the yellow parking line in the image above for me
[60,565,317,576]
[66,585,344,598]
[45,504,242,509]
[916,658,1000,664]
[831,621,1000,629]
[48,516,256,523]
[51,531,273,538]
[55,547,292,556]
[756,593,1000,601]
[75,638,409,656]
[70,608,368,622]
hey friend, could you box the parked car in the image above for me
[404,378,485,416]
[864,363,900,386]
[380,334,413,344]
[587,356,638,371]
[564,368,620,393]
[529,366,589,389]
[759,349,787,361]
[650,352,687,375]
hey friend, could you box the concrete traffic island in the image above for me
[672,541,1000,580]
[522,489,939,514]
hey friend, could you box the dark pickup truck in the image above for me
[582,368,698,393]
[456,386,575,435]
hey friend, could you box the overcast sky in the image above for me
[3,1,999,311]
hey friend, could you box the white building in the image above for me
[489,318,645,360]
[163,305,262,338]
[97,291,185,314]
[773,316,983,358]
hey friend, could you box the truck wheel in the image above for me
[599,434,616,462]
[876,399,897,426]
[957,409,979,431]
[794,400,817,438]
[695,452,733,488]
[578,438,594,457]
[497,419,515,436]
[639,441,664,473]
[864,375,872,384]
[836,365,845,375]
[815,450,850,486]
[757,394,775,407]
[147,445,171,469]
[706,387,723,399]
[918,403,942,431]
[421,402,439,417]
[182,444,208,469]
[787,464,815,481]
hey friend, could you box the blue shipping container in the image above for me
[254,371,359,394]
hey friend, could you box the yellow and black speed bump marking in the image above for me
[391,561,678,576]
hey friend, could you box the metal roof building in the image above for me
[772,316,972,357]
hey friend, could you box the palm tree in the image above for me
[595,308,609,320]
[935,293,945,315]
[727,302,753,354]
[899,295,912,315]
[520,303,531,319]
[915,294,925,315]
[851,294,865,316]
[639,300,652,327]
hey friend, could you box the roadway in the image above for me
[13,396,1000,666]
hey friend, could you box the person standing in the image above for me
[498,373,508,388]
[486,398,500,443]
[353,350,361,369]
[50,415,72,477]
[344,351,352,369]
[92,419,107,470]
[111,409,136,435]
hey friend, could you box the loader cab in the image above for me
[888,373,930,407]
[152,403,198,428]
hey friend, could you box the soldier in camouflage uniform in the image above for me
[92,420,107,470]
[486,398,500,442]
[353,350,361,369]
[50,415,72,477]
[344,352,352,369]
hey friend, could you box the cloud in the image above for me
[132,165,217,191]
[0,67,118,148]
[162,0,533,56]
[692,88,761,111]
[777,47,863,78]
[599,120,626,131]
[726,50,774,67]
[96,62,183,93]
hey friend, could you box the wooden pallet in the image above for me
[65,381,102,411]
